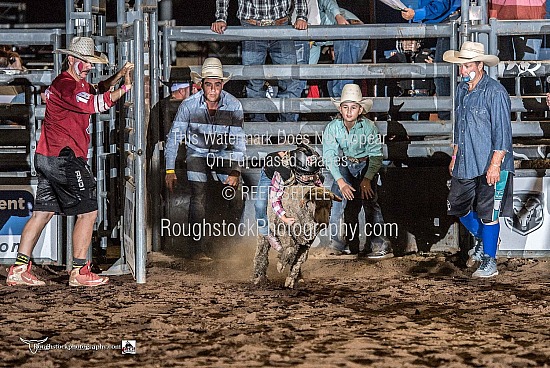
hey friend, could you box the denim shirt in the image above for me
[165,90,246,171]
[453,73,514,179]
[322,117,383,181]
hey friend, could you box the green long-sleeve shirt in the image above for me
[322,117,383,182]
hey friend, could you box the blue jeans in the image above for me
[186,154,231,227]
[523,36,542,60]
[254,169,272,236]
[328,161,386,253]
[293,40,310,121]
[295,42,310,89]
[329,161,367,251]
[295,41,310,75]
[435,37,450,120]
[327,39,369,97]
[345,173,385,254]
[309,42,322,65]
[329,180,347,251]
[241,21,303,122]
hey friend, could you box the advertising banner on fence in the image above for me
[499,175,550,252]
[0,185,58,263]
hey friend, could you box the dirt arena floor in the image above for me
[1,241,550,368]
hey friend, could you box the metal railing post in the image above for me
[450,20,458,140]
[149,10,162,252]
[460,0,471,43]
[161,22,171,96]
[488,18,498,81]
[134,19,146,284]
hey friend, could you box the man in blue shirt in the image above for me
[402,0,461,120]
[165,58,246,259]
[443,42,514,278]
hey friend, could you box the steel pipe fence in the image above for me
[164,23,455,42]
[3,2,550,278]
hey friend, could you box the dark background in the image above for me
[18,0,407,64]
[20,0,402,25]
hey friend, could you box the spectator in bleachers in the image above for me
[292,0,321,110]
[490,0,546,112]
[379,39,435,120]
[401,0,461,120]
[309,0,369,97]
[0,47,26,103]
[490,0,545,62]
[211,0,308,122]
[0,47,24,71]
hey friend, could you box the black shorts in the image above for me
[34,147,98,216]
[447,171,513,221]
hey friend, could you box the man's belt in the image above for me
[348,19,363,25]
[245,16,289,26]
[344,156,369,164]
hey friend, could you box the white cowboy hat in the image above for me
[54,37,108,64]
[190,57,232,84]
[443,41,499,67]
[331,84,373,113]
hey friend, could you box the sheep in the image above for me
[252,185,342,288]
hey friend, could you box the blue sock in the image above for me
[481,222,500,258]
[459,211,482,238]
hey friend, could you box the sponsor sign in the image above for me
[0,185,58,263]
[499,176,550,251]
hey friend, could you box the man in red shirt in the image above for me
[6,37,133,287]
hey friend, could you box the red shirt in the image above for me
[36,71,115,158]
[489,0,546,20]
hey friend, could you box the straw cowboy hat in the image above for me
[54,37,108,64]
[190,57,232,83]
[443,41,499,67]
[331,84,373,113]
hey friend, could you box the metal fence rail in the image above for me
[3,2,550,279]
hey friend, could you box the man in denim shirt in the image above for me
[443,42,514,278]
[165,58,246,259]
